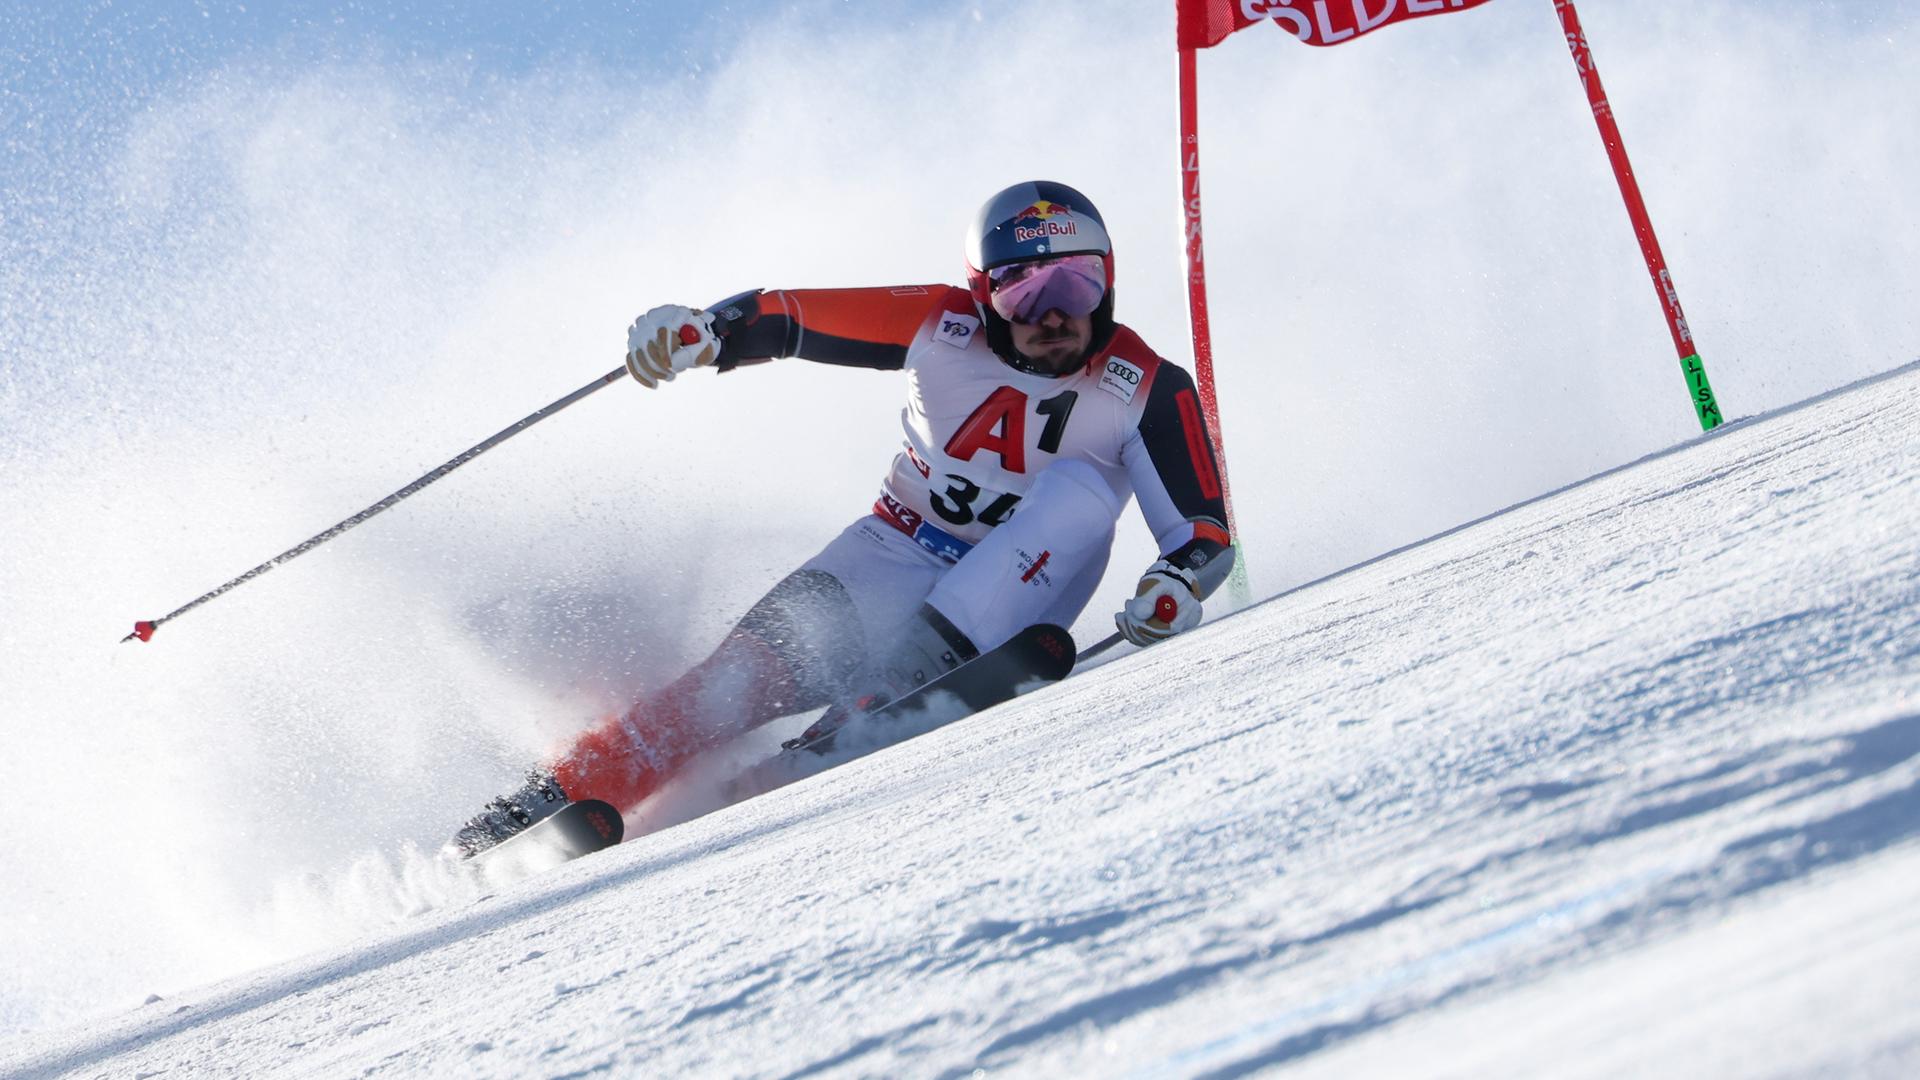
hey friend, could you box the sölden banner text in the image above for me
[1177,0,1498,50]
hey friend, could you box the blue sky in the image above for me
[7,1,749,81]
[5,0,1899,202]
[5,2,744,186]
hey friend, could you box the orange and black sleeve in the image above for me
[706,286,958,372]
[1134,360,1235,597]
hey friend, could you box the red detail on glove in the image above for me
[132,620,156,642]
[677,323,701,346]
[1155,594,1179,624]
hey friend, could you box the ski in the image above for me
[470,797,624,870]
[729,623,1078,799]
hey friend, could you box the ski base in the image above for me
[729,623,1077,799]
[470,797,624,870]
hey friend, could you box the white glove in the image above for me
[1115,560,1202,646]
[625,304,719,388]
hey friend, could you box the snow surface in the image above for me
[5,1,1919,1072]
[5,362,1914,1077]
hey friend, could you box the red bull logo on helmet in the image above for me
[1011,201,1080,244]
[1013,199,1072,222]
[1014,220,1081,243]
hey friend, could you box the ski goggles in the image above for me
[986,253,1108,324]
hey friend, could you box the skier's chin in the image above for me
[1017,342,1087,374]
[1010,318,1092,375]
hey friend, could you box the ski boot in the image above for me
[450,770,572,858]
[783,604,979,756]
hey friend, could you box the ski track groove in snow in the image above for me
[4,363,1918,1076]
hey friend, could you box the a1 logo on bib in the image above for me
[937,312,980,348]
[1098,356,1145,403]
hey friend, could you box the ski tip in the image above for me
[1026,623,1077,677]
[574,799,625,847]
[123,620,157,644]
[462,798,626,868]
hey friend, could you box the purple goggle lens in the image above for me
[987,254,1107,324]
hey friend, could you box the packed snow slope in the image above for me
[7,0,1920,1045]
[7,362,1916,1076]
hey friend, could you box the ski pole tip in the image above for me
[124,620,157,644]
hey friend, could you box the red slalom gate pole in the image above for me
[1554,0,1723,431]
[1178,44,1252,606]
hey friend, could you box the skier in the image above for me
[453,180,1235,855]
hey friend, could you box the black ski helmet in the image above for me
[964,180,1116,373]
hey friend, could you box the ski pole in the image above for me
[1077,632,1125,664]
[123,364,633,644]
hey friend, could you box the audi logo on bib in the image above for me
[1098,356,1146,404]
